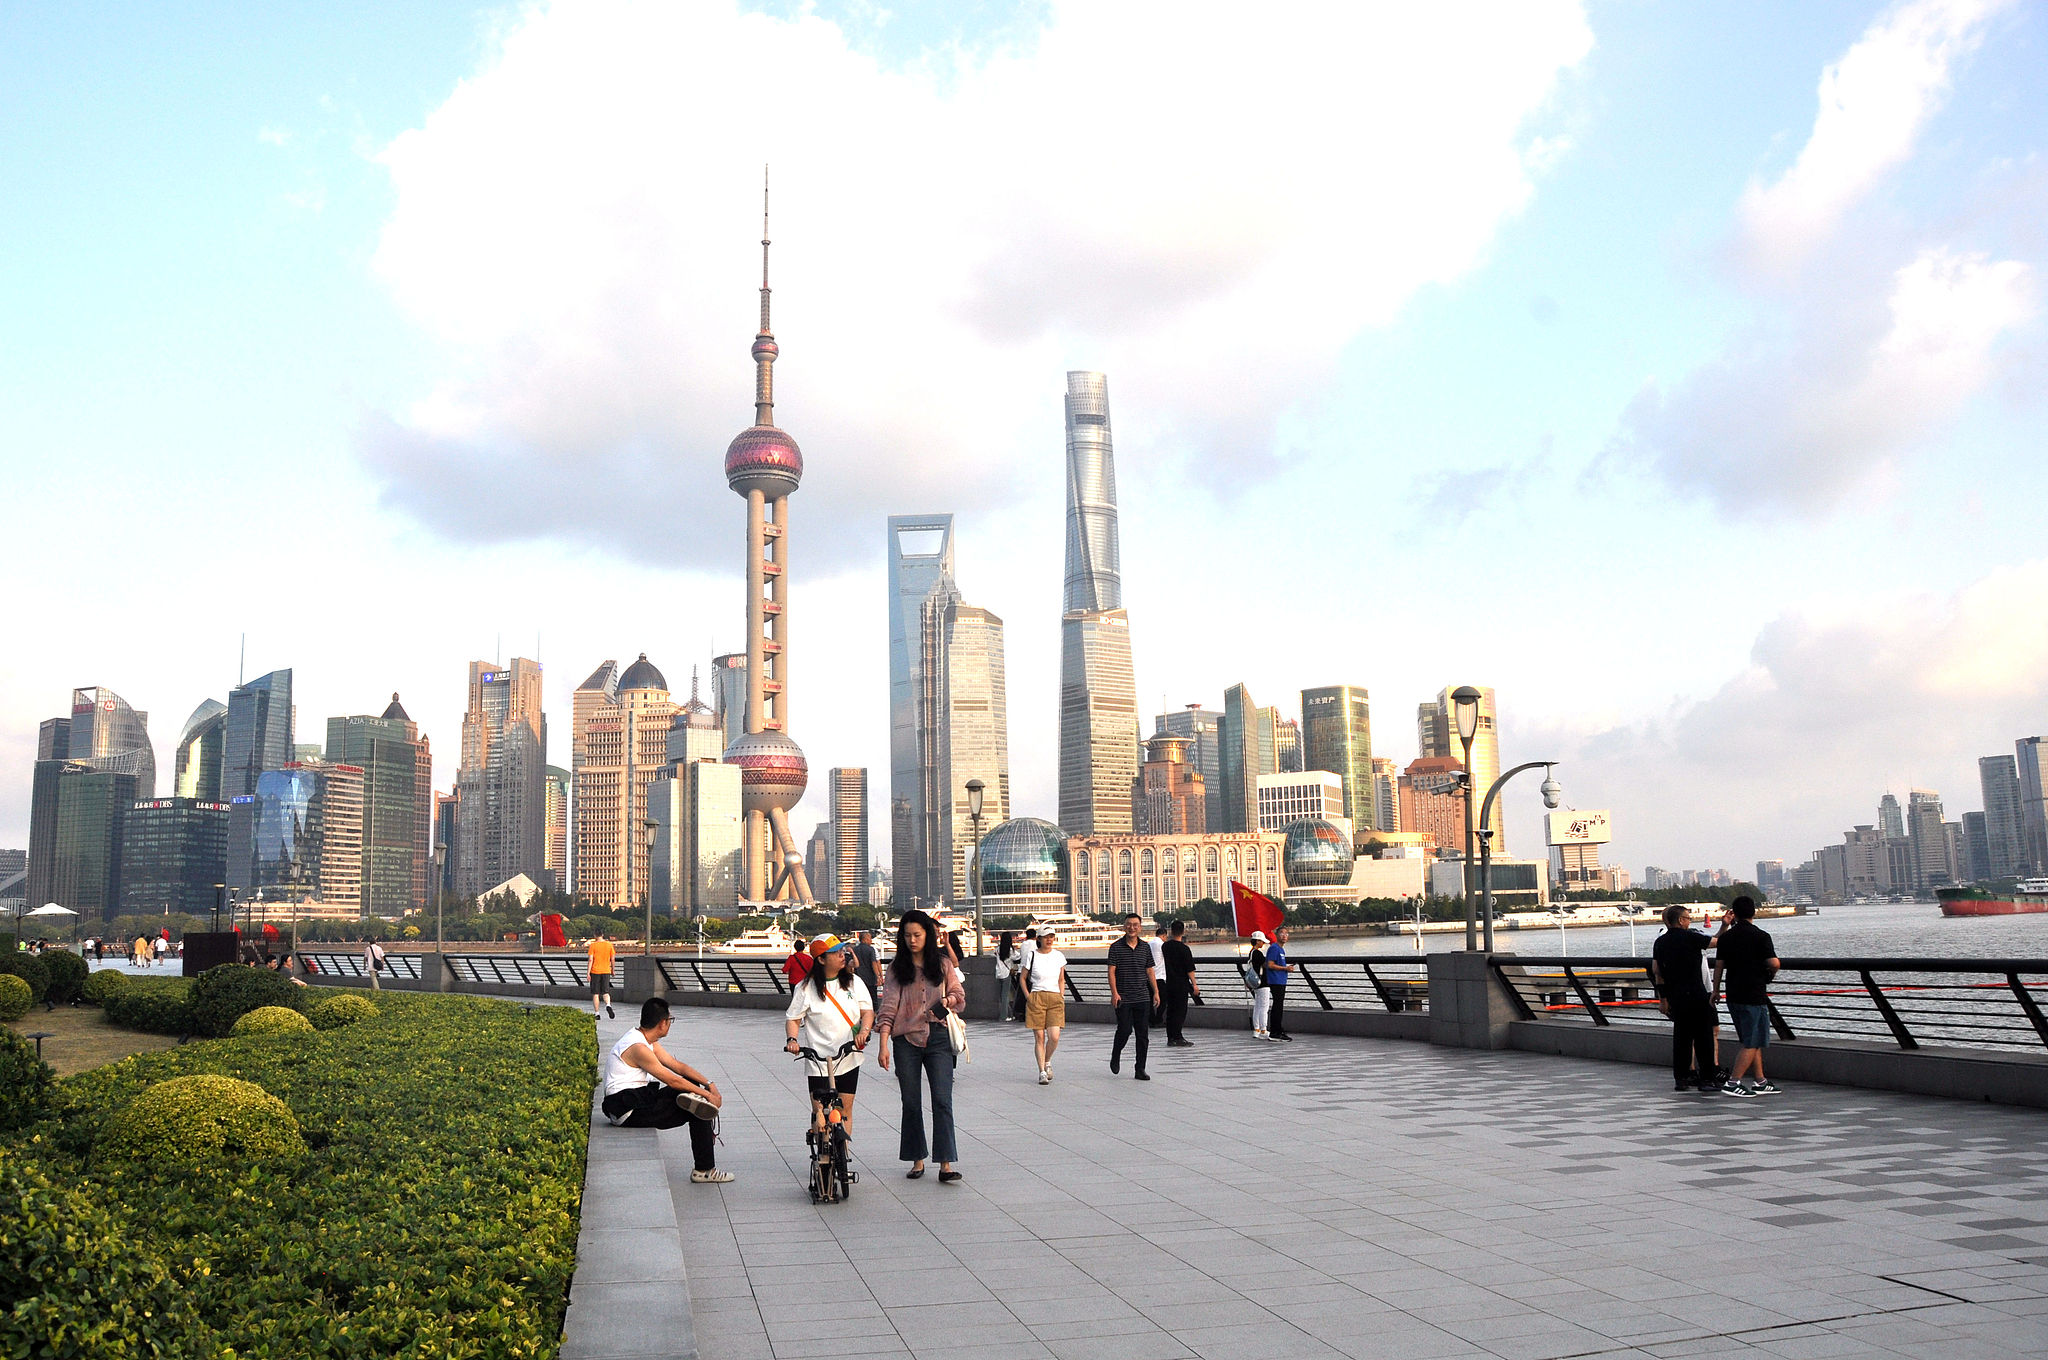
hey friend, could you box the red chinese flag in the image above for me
[1229,881,1285,939]
[539,913,568,948]
[262,923,279,938]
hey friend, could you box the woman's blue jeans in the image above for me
[891,1034,957,1164]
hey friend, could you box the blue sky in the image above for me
[4,0,2044,876]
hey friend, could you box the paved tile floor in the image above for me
[592,1007,2048,1360]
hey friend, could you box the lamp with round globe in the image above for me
[1450,687,1483,950]
[966,779,986,957]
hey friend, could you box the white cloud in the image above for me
[1526,560,2048,872]
[359,0,1593,571]
[1612,247,2034,513]
[1739,0,2010,273]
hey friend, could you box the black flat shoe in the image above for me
[906,1165,925,1179]
[938,1170,962,1184]
[1134,1072,1150,1081]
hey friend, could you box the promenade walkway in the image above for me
[566,1007,2048,1360]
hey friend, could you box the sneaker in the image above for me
[691,1169,736,1184]
[1274,1034,1293,1042]
[1043,1064,1052,1082]
[1721,1083,1756,1100]
[1750,1081,1781,1095]
[1134,1072,1150,1081]
[1038,1069,1050,1085]
[1110,1055,1121,1074]
[605,1004,616,1020]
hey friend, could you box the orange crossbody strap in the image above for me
[823,987,857,1031]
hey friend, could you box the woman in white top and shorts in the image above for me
[784,935,874,1136]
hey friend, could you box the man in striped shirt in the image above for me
[1106,913,1161,1081]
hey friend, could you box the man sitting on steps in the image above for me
[600,997,735,1184]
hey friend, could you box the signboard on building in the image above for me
[1546,810,1612,846]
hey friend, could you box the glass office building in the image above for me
[887,514,956,905]
[48,767,138,920]
[173,698,227,801]
[1058,372,1139,835]
[122,798,229,916]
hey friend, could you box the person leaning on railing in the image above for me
[1651,905,1725,1094]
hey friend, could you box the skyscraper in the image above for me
[572,655,677,908]
[455,657,547,898]
[721,185,815,905]
[1369,756,1400,835]
[1877,793,1905,841]
[1976,755,2027,881]
[828,767,868,908]
[29,763,137,920]
[710,653,749,750]
[326,696,433,917]
[2015,738,2048,875]
[648,759,744,917]
[1301,685,1374,831]
[172,699,227,801]
[1218,684,1278,833]
[122,797,229,916]
[1155,705,1222,832]
[1907,789,1950,889]
[1416,702,1447,760]
[888,514,956,905]
[1134,733,1205,835]
[68,686,157,796]
[252,762,365,914]
[1057,372,1139,835]
[920,597,1011,903]
[224,669,293,799]
[543,765,570,891]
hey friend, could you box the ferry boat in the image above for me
[1023,911,1124,950]
[924,910,997,954]
[1937,881,2048,917]
[707,924,799,957]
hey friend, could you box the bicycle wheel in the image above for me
[806,1131,827,1202]
[833,1128,853,1202]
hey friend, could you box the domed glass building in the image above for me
[973,817,1071,913]
[1283,819,1355,889]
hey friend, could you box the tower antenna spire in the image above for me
[753,164,776,425]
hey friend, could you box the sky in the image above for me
[3,0,2045,878]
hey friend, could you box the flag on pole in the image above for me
[1228,880,1285,940]
[538,913,568,948]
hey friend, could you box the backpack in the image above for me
[1244,948,1266,991]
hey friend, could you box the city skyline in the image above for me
[6,2,2047,875]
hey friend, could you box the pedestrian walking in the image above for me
[1162,920,1199,1046]
[1714,897,1782,1098]
[364,939,387,991]
[875,910,966,1183]
[1022,927,1067,1083]
[601,997,734,1183]
[784,935,874,1137]
[587,933,618,1020]
[1264,926,1295,1040]
[1107,914,1159,1080]
[1147,921,1169,1026]
[783,940,815,990]
[1245,932,1271,1038]
[851,929,882,1004]
[994,932,1017,1021]
[1013,928,1038,1022]
[1651,905,1723,1092]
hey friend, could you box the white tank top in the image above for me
[603,1028,661,1096]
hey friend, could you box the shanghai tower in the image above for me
[1058,372,1139,834]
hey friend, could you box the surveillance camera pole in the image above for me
[1478,761,1558,951]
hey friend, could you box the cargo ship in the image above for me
[1937,880,2048,916]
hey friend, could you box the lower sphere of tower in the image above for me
[722,729,809,815]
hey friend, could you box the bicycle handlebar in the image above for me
[793,1041,859,1062]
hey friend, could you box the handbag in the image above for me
[942,1008,970,1062]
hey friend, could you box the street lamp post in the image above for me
[1476,761,1562,952]
[643,819,660,956]
[431,844,446,953]
[965,778,986,957]
[1450,687,1482,951]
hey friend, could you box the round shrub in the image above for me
[81,968,128,1006]
[0,1030,52,1132]
[0,975,30,1024]
[40,949,88,1005]
[231,1005,314,1037]
[309,992,379,1030]
[0,952,49,1006]
[188,964,307,1038]
[100,978,193,1037]
[102,1074,305,1168]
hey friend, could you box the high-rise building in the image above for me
[1218,684,1278,833]
[1416,702,1447,760]
[1556,842,1603,892]
[38,717,71,761]
[887,514,956,901]
[648,760,745,917]
[1877,792,1905,841]
[121,798,229,916]
[325,695,433,917]
[1979,754,2028,880]
[29,763,137,920]
[1134,733,1205,835]
[543,766,570,892]
[1369,756,1401,835]
[828,767,868,908]
[720,192,815,906]
[1430,686,1500,841]
[1755,859,1786,890]
[572,655,677,908]
[1961,812,1992,884]
[1906,789,1950,890]
[1398,757,1467,856]
[172,699,227,802]
[455,657,547,899]
[1275,719,1301,774]
[2018,738,2048,875]
[1301,686,1374,831]
[1256,771,1348,835]
[920,597,1011,904]
[251,761,365,914]
[806,822,832,900]
[1155,705,1222,832]
[435,792,458,898]
[1057,372,1140,836]
[710,652,749,751]
[68,686,157,796]
[224,669,293,892]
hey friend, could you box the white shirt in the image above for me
[604,1028,665,1096]
[784,976,874,1076]
[1148,937,1167,977]
[1025,948,1068,994]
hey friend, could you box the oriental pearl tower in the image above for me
[722,176,814,905]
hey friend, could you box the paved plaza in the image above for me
[567,1006,2048,1360]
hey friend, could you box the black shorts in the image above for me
[589,972,612,990]
[806,1068,860,1098]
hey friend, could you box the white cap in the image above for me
[1250,931,1268,944]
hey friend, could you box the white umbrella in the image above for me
[27,904,78,917]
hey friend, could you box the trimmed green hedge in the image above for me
[309,993,378,1030]
[231,1005,315,1037]
[81,968,127,1006]
[189,964,308,1038]
[0,976,29,1024]
[0,952,48,1006]
[100,976,194,1036]
[103,1073,305,1167]
[6,992,595,1357]
[41,950,88,1005]
[0,1031,52,1132]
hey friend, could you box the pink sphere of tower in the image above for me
[725,425,803,499]
[722,729,809,816]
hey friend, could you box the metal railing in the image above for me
[659,957,795,995]
[445,954,589,989]
[1493,956,2048,1055]
[1053,955,1429,1014]
[298,950,424,981]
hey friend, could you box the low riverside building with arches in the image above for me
[1065,831,1285,917]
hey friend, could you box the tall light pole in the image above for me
[1476,762,1560,951]
[431,844,446,953]
[1451,686,1482,951]
[643,819,660,956]
[966,778,986,957]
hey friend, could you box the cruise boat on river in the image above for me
[1937,880,2048,917]
[1024,911,1124,950]
[707,924,799,956]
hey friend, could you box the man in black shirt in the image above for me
[1106,913,1160,1080]
[1713,896,1782,1098]
[1651,905,1723,1092]
[1161,920,1200,1047]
